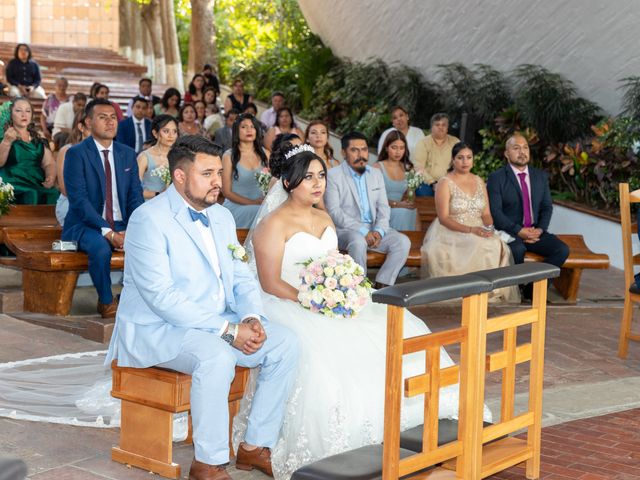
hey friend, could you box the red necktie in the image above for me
[102,149,115,230]
[518,172,532,228]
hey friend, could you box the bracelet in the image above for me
[110,231,115,242]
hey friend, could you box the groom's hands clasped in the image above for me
[234,317,267,355]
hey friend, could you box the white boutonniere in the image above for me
[228,244,248,262]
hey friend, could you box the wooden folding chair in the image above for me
[618,183,640,358]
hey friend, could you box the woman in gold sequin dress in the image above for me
[421,142,519,303]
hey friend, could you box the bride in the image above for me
[234,144,468,479]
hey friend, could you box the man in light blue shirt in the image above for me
[325,132,410,287]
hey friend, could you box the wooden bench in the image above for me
[111,363,249,479]
[2,227,123,315]
[0,205,58,244]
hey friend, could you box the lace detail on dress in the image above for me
[442,176,485,227]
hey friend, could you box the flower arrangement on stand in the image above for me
[297,250,372,318]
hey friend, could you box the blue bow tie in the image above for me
[189,208,210,227]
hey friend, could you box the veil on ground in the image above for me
[0,182,290,434]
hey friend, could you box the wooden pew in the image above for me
[3,227,123,315]
[111,363,249,479]
[0,205,57,244]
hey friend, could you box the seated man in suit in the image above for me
[325,131,410,287]
[106,135,298,480]
[126,77,160,117]
[487,134,569,295]
[213,108,239,152]
[63,98,144,317]
[116,96,151,154]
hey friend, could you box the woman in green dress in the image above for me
[0,97,57,204]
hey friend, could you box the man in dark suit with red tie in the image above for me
[62,99,144,317]
[487,134,569,296]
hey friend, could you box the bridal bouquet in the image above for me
[151,165,172,186]
[255,167,272,195]
[0,178,15,216]
[297,250,372,318]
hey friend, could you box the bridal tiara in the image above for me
[284,144,316,160]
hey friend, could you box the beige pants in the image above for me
[8,85,46,99]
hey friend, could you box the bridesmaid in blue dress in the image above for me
[374,130,418,231]
[222,113,269,227]
[137,115,178,200]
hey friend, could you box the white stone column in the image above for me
[15,0,31,43]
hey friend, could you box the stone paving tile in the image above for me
[29,466,112,479]
[488,408,640,479]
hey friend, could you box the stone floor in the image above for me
[0,267,639,479]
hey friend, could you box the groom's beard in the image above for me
[184,184,219,210]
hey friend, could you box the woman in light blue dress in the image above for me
[221,113,269,228]
[137,115,178,200]
[374,130,417,231]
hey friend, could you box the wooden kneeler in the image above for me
[440,264,559,479]
[111,363,249,479]
[618,183,640,358]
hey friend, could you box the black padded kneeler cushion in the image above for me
[399,419,496,453]
[290,444,417,480]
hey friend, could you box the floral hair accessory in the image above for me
[228,243,248,262]
[284,143,315,160]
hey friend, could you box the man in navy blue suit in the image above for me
[63,98,144,317]
[116,96,151,153]
[487,134,569,296]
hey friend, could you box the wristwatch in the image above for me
[221,323,238,345]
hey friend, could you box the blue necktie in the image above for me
[189,208,210,227]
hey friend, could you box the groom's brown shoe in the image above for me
[235,442,274,477]
[189,459,231,480]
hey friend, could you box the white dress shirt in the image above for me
[134,119,146,152]
[185,202,260,337]
[95,139,124,236]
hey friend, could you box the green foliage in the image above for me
[512,65,602,144]
[174,0,190,70]
[543,117,640,210]
[303,59,442,141]
[437,63,511,124]
[619,76,640,120]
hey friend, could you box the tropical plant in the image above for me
[512,64,602,144]
[619,76,640,120]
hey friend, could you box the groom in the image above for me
[106,135,298,480]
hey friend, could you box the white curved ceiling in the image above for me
[298,0,640,114]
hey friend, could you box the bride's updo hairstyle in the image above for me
[270,144,327,193]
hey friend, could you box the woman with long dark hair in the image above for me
[221,113,269,227]
[374,130,417,230]
[263,107,304,151]
[420,142,519,302]
[137,114,178,199]
[0,97,57,204]
[305,119,338,168]
[183,73,206,104]
[154,88,181,118]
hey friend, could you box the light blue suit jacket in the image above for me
[106,184,265,368]
[325,161,391,236]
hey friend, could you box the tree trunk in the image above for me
[142,19,155,80]
[130,2,145,66]
[189,0,217,80]
[160,0,183,91]
[141,0,166,83]
[118,0,132,60]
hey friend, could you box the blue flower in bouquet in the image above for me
[297,250,372,318]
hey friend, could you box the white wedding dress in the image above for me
[233,224,465,479]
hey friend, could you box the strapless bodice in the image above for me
[280,227,338,288]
